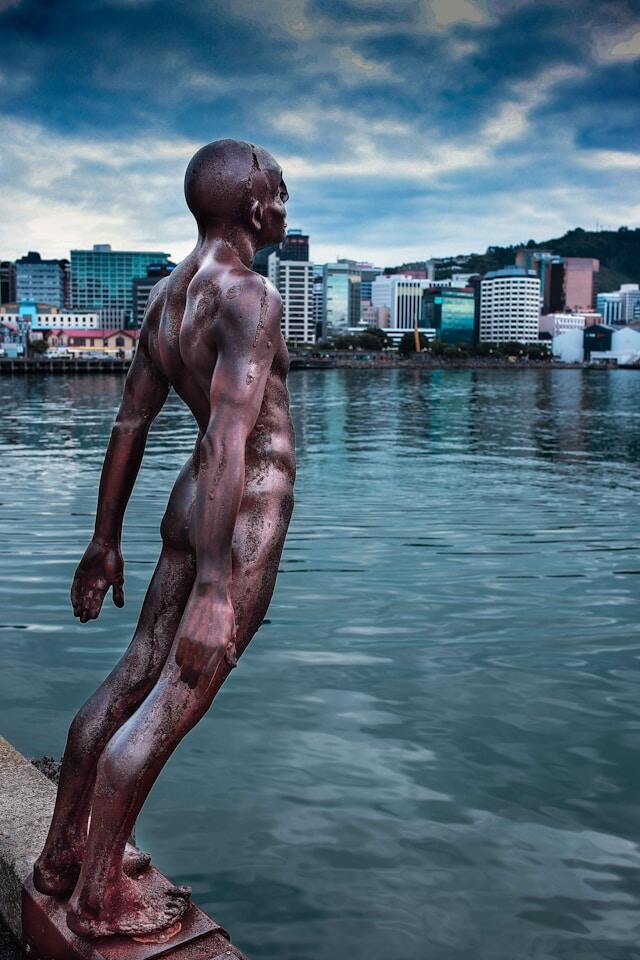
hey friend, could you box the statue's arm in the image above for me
[175,278,281,687]
[71,330,169,622]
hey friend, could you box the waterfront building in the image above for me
[71,244,171,328]
[48,327,140,359]
[132,262,175,328]
[563,258,599,311]
[322,261,363,336]
[372,275,433,329]
[422,288,476,345]
[516,249,564,314]
[0,262,16,305]
[313,273,324,340]
[596,284,640,325]
[268,252,315,344]
[15,252,67,308]
[539,312,601,337]
[552,328,585,363]
[479,268,540,343]
[0,302,101,330]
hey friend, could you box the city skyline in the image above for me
[1,0,639,265]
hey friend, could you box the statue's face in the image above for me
[257,167,289,246]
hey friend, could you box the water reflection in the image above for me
[1,369,639,960]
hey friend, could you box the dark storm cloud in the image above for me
[0,0,639,262]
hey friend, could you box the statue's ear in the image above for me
[249,199,263,233]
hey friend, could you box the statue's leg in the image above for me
[33,545,196,896]
[65,506,290,939]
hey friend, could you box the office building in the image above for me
[0,262,16,305]
[132,262,175,328]
[479,268,540,343]
[422,288,476,345]
[322,261,363,336]
[253,243,281,277]
[563,257,599,311]
[15,252,67,308]
[280,229,309,261]
[371,275,434,329]
[516,249,564,314]
[268,252,314,344]
[313,273,324,340]
[596,284,640,325]
[71,244,171,328]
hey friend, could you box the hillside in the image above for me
[407,227,640,292]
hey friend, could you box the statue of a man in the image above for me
[32,139,295,939]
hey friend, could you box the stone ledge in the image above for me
[0,737,56,940]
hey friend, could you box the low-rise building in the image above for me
[48,328,140,359]
[0,303,101,329]
[539,311,602,337]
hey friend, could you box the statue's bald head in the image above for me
[184,139,282,229]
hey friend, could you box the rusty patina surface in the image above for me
[28,140,295,947]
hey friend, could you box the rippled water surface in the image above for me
[1,369,640,960]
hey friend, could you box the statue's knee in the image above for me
[97,738,139,793]
[66,705,98,762]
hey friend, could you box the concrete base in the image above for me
[0,737,246,960]
[0,737,56,940]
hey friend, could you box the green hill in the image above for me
[423,227,640,292]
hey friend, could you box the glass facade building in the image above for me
[71,244,171,328]
[422,288,477,345]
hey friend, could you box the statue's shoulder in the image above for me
[188,266,281,323]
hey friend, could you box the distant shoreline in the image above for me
[0,356,635,375]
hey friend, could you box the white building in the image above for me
[539,311,601,337]
[268,253,315,344]
[479,269,540,344]
[552,328,585,363]
[590,326,640,364]
[371,275,433,332]
[596,284,640,325]
[0,303,101,329]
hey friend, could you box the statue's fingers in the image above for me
[112,580,125,608]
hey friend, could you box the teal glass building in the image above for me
[422,288,477,345]
[71,244,171,328]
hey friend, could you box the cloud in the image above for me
[428,0,487,28]
[608,27,640,60]
[0,0,638,265]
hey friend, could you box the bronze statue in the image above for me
[32,139,295,939]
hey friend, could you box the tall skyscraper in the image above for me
[71,244,171,328]
[479,268,540,343]
[0,262,16,305]
[268,251,315,344]
[15,252,67,307]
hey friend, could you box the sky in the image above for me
[1,0,639,267]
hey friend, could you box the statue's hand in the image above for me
[175,590,237,689]
[71,539,125,622]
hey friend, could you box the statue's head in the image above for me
[184,139,288,248]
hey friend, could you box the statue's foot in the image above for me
[33,852,78,897]
[33,844,152,897]
[66,874,191,939]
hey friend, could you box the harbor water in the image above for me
[0,368,639,960]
